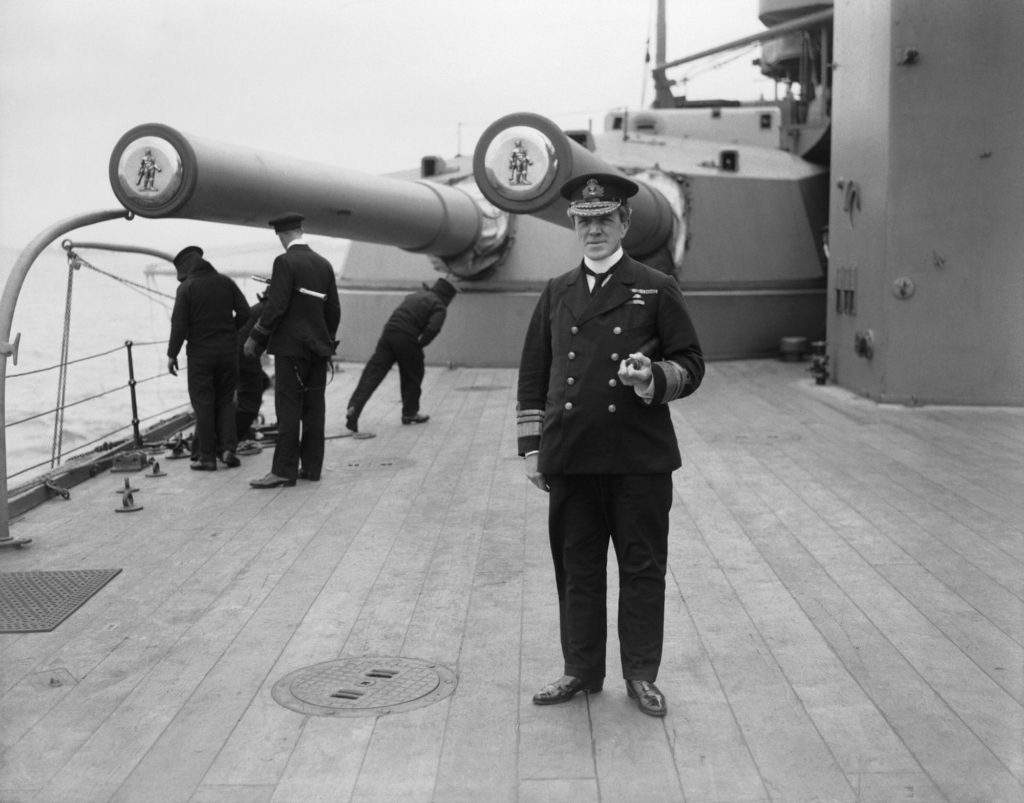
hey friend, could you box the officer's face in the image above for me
[573,211,629,261]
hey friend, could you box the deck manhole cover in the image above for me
[272,656,457,717]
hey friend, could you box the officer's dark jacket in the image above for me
[168,261,250,359]
[252,244,341,358]
[237,300,270,408]
[382,288,448,346]
[517,254,704,475]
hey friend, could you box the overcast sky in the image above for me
[0,0,773,254]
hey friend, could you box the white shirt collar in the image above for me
[583,247,624,275]
[286,237,307,249]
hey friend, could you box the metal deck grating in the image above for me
[0,569,122,633]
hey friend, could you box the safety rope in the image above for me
[50,251,78,467]
[8,343,125,379]
[71,250,176,305]
[42,248,177,469]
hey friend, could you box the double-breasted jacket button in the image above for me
[608,378,617,387]
[610,353,619,361]
[613,326,622,335]
[568,351,576,360]
[570,326,579,334]
[567,377,576,385]
[607,404,617,413]
[564,402,574,411]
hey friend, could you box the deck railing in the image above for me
[5,339,191,482]
[0,210,182,544]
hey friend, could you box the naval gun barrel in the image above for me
[109,123,483,258]
[472,112,676,258]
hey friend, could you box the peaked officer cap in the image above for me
[268,212,305,233]
[560,173,639,218]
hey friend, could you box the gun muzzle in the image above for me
[472,112,676,258]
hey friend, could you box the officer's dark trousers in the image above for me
[547,473,673,683]
[346,331,424,420]
[187,353,238,462]
[271,353,327,480]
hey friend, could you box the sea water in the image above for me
[0,241,347,485]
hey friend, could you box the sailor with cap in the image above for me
[244,213,341,488]
[167,245,250,471]
[343,276,458,435]
[516,172,704,717]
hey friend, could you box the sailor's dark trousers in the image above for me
[271,353,327,480]
[347,331,425,420]
[186,353,238,461]
[546,473,673,683]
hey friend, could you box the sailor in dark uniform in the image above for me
[518,173,704,717]
[343,277,457,434]
[166,245,250,471]
[244,213,341,488]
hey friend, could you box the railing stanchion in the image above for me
[125,340,143,448]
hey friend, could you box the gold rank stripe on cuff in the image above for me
[658,360,689,402]
[516,408,544,440]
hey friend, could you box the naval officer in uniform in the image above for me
[517,173,704,717]
[244,213,340,488]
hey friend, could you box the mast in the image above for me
[652,0,675,108]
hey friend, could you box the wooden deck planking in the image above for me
[0,359,1021,802]
[680,364,1023,800]
[0,486,296,786]
[789,413,1024,647]
[767,438,1024,708]
[196,463,413,793]
[667,485,860,801]
[0,519,220,734]
[45,487,356,801]
[662,579,771,803]
[694,366,1023,800]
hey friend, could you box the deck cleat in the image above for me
[144,461,167,478]
[165,434,191,460]
[115,477,139,495]
[115,491,143,513]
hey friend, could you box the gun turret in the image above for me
[472,112,678,262]
[106,111,827,367]
[109,123,509,274]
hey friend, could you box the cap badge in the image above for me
[582,179,605,200]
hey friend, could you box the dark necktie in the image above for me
[583,265,608,296]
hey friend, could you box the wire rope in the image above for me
[6,247,190,482]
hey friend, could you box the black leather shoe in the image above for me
[190,461,216,471]
[221,451,240,468]
[402,413,430,425]
[625,680,667,717]
[532,675,603,706]
[345,407,359,434]
[298,469,320,481]
[249,473,296,489]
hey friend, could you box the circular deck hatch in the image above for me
[272,656,457,717]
